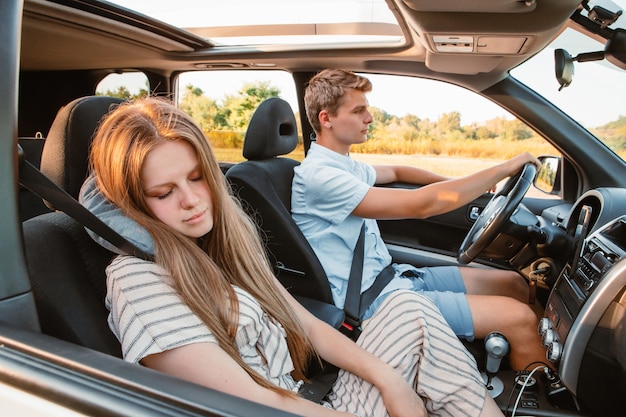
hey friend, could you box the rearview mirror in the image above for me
[555,27,626,90]
[555,49,574,91]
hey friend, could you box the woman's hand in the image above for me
[377,369,426,417]
[277,281,426,416]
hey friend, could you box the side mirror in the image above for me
[534,155,561,195]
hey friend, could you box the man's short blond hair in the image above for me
[304,69,372,133]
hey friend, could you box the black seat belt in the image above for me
[342,222,395,340]
[342,223,366,338]
[18,146,152,261]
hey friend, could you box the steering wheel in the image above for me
[458,163,537,264]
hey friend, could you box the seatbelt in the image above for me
[18,146,152,261]
[342,223,366,338]
[360,263,395,315]
[341,222,395,340]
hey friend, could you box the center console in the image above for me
[538,212,626,415]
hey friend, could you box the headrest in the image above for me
[41,96,124,201]
[242,97,298,161]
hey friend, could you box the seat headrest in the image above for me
[41,96,124,200]
[242,97,298,161]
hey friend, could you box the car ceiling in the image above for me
[21,0,583,91]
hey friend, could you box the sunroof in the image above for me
[104,0,405,47]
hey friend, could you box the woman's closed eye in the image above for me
[144,187,173,200]
[188,167,204,182]
[156,189,172,200]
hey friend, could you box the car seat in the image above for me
[21,95,124,357]
[226,98,334,305]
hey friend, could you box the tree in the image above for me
[222,81,281,130]
[97,85,132,100]
[402,114,421,130]
[501,119,533,140]
[472,125,496,140]
[179,84,222,131]
[437,112,462,132]
[97,81,149,100]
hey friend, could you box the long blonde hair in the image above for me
[90,96,314,394]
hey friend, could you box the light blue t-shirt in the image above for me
[292,143,393,309]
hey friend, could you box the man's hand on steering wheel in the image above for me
[500,152,542,180]
[457,154,540,264]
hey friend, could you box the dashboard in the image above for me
[539,190,626,416]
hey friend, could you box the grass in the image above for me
[214,139,560,177]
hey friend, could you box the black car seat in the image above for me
[226,98,334,305]
[21,96,124,357]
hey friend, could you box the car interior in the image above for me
[3,0,626,415]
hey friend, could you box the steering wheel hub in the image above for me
[458,163,537,264]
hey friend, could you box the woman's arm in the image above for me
[141,342,353,417]
[276,282,426,417]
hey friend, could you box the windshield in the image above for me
[511,0,626,161]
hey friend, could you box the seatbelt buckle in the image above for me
[340,317,362,340]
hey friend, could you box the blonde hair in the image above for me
[90,96,314,395]
[304,69,372,133]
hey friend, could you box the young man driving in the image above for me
[292,69,546,370]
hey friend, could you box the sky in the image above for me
[181,71,514,125]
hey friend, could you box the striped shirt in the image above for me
[106,256,486,416]
[105,255,299,391]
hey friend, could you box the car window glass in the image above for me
[176,70,302,163]
[96,72,150,99]
[354,73,560,198]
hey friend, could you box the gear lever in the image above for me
[482,331,509,398]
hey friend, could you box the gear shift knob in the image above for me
[482,331,509,398]
[485,331,509,375]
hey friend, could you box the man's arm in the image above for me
[374,164,449,185]
[355,152,540,220]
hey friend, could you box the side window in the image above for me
[176,70,301,164]
[96,72,150,99]
[355,73,560,199]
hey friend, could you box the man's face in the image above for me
[327,89,373,146]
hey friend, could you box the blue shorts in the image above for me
[362,264,474,340]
